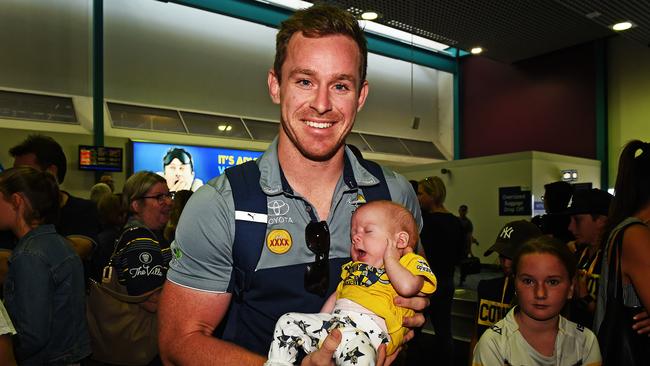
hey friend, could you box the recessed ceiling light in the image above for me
[218,124,232,132]
[612,21,634,31]
[361,11,379,21]
[256,1,450,52]
[470,47,483,55]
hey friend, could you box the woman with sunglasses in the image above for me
[87,171,173,366]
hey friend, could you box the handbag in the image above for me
[86,227,160,365]
[597,221,650,366]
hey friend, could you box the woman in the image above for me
[594,140,650,364]
[87,171,173,366]
[417,176,465,366]
[473,237,601,365]
[0,167,90,365]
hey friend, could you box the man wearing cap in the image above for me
[468,220,542,360]
[566,188,612,328]
[160,147,203,192]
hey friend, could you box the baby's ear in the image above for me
[395,231,410,249]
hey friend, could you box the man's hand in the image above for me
[301,330,401,366]
[170,177,187,192]
[575,269,589,298]
[633,310,650,336]
[301,329,341,366]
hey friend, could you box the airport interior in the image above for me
[1,0,650,365]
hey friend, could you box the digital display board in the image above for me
[131,141,263,192]
[79,145,123,172]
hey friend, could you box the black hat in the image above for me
[565,188,612,216]
[484,220,542,259]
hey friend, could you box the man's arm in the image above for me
[158,280,266,366]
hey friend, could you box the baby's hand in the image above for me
[384,238,401,263]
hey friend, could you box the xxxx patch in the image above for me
[266,229,292,254]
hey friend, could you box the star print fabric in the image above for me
[265,310,387,365]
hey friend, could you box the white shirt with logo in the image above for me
[472,307,601,366]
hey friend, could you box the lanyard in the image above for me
[501,275,510,304]
[578,246,600,276]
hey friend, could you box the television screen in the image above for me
[131,141,263,192]
[79,145,123,172]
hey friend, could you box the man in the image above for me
[457,204,478,286]
[160,147,203,192]
[458,205,474,241]
[99,173,115,192]
[158,5,425,365]
[468,220,541,361]
[9,135,101,260]
[566,188,612,328]
[531,180,574,244]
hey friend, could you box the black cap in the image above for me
[484,220,542,259]
[565,188,612,216]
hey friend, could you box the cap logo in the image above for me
[500,226,514,239]
[266,229,292,254]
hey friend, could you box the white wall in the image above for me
[530,152,601,211]
[397,151,601,264]
[0,0,455,154]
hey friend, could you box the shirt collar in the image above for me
[257,138,381,195]
[20,224,56,242]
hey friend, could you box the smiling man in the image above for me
[158,4,424,366]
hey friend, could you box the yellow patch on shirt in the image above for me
[266,229,292,254]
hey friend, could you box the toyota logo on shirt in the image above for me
[268,200,290,216]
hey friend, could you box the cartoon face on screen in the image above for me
[162,148,203,192]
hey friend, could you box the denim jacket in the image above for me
[3,224,91,365]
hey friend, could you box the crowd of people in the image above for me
[0,4,648,366]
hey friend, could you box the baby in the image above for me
[266,200,437,365]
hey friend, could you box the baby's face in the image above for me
[350,207,393,268]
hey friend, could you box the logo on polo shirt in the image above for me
[267,200,294,224]
[268,200,290,216]
[348,194,366,209]
[266,229,292,254]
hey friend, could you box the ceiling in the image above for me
[325,0,650,63]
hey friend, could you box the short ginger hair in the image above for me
[355,200,419,248]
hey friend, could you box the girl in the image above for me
[472,236,601,366]
[594,140,650,364]
[0,166,90,364]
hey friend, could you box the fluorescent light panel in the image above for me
[255,0,450,52]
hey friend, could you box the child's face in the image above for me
[350,207,393,268]
[515,253,573,323]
